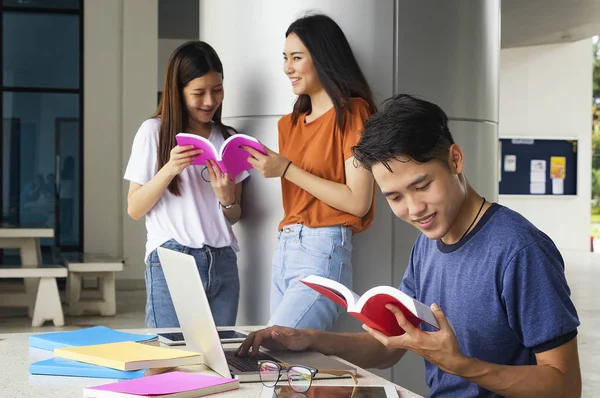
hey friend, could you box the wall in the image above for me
[158,39,188,90]
[498,39,593,251]
[199,1,500,395]
[84,0,157,282]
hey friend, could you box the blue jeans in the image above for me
[268,224,353,330]
[145,239,240,328]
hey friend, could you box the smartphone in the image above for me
[158,330,248,346]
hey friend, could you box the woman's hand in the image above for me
[243,145,290,178]
[166,145,202,176]
[206,159,236,206]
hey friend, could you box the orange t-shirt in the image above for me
[277,97,376,234]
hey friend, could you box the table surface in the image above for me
[0,224,54,238]
[0,327,422,398]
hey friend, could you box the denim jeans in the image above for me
[268,224,353,330]
[145,239,240,328]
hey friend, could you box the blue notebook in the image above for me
[29,326,158,351]
[29,357,169,379]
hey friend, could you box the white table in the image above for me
[0,327,422,398]
[0,225,55,316]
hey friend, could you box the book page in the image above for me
[300,275,359,308]
[220,134,265,179]
[355,286,439,336]
[175,133,219,165]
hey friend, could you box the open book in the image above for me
[301,275,440,336]
[175,132,266,180]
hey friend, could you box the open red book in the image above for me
[301,275,440,336]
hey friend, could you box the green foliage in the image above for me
[592,38,600,193]
[592,169,600,200]
[592,130,600,169]
[594,38,600,100]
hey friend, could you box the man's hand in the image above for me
[243,145,290,178]
[235,326,314,357]
[364,303,468,375]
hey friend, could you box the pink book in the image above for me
[83,371,239,397]
[175,132,266,180]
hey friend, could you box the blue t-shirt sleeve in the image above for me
[399,245,418,299]
[502,240,580,353]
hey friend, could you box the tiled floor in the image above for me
[0,250,598,396]
[561,251,599,397]
[0,288,146,333]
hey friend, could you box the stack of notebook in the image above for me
[28,326,239,396]
[30,326,203,378]
[29,326,167,379]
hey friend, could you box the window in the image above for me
[0,0,83,251]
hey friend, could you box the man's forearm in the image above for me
[457,357,581,398]
[308,330,405,369]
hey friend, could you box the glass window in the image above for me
[2,91,79,246]
[2,12,80,89]
[2,0,80,11]
[56,118,80,246]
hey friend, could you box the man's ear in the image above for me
[447,144,464,174]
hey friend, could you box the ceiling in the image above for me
[501,0,600,48]
[156,0,600,48]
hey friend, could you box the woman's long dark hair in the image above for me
[153,41,233,196]
[286,13,376,131]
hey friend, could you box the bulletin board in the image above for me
[499,138,577,195]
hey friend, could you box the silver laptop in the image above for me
[157,247,357,383]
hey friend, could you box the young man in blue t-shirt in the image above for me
[237,94,581,397]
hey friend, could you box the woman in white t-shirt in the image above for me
[124,41,248,328]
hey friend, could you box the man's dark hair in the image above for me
[353,94,455,171]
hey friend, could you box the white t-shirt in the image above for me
[124,118,249,262]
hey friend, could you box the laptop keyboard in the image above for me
[224,350,272,372]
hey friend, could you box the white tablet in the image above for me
[260,385,399,397]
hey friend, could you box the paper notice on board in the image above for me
[504,155,517,172]
[531,159,546,171]
[552,178,564,194]
[530,159,547,185]
[550,156,566,179]
[530,170,546,183]
[530,182,546,194]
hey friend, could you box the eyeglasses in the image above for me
[258,360,358,394]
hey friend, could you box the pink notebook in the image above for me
[83,371,239,397]
[175,132,266,180]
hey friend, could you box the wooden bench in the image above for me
[0,266,67,326]
[62,253,124,316]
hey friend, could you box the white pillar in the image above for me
[84,0,158,283]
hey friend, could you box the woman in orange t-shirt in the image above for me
[244,14,376,330]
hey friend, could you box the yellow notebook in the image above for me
[54,341,203,371]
